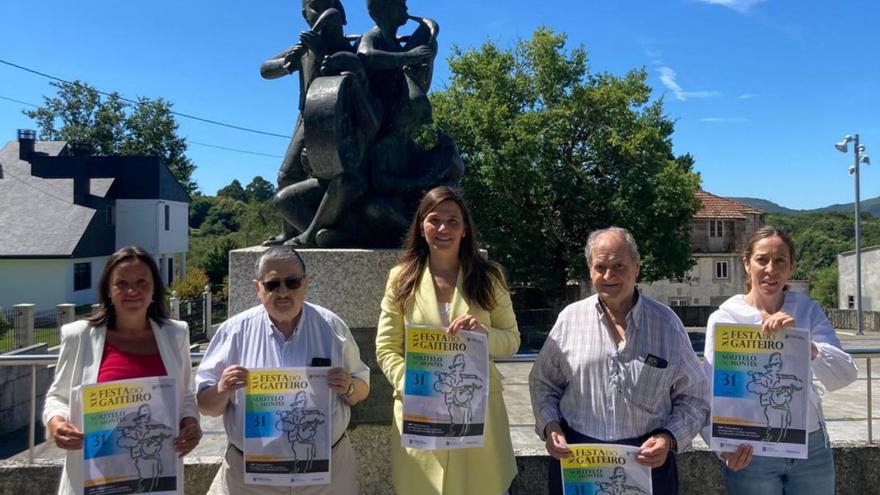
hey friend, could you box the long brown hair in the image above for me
[391,187,507,311]
[88,245,168,329]
[742,226,796,293]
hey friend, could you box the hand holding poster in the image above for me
[81,376,178,495]
[710,324,811,458]
[244,368,332,486]
[402,324,489,449]
[560,444,652,495]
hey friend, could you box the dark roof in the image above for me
[694,190,764,220]
[0,139,190,258]
[0,140,99,257]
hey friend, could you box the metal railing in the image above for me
[1,350,878,463]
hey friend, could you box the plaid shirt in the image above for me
[529,291,709,447]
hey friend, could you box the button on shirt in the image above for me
[529,292,709,447]
[195,303,370,450]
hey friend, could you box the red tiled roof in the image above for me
[693,190,764,219]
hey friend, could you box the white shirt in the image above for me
[529,291,709,447]
[702,292,858,436]
[195,303,370,449]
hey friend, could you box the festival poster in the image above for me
[710,324,811,458]
[80,376,178,495]
[560,444,652,495]
[243,368,332,486]
[402,324,489,450]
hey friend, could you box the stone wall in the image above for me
[826,309,880,332]
[0,343,54,437]
[3,433,878,495]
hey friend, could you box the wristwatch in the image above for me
[343,381,355,398]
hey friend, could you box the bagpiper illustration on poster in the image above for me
[710,323,811,459]
[80,376,178,495]
[243,368,332,486]
[402,324,489,450]
[560,444,652,495]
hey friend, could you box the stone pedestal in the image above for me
[228,247,402,423]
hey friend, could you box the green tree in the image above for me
[25,81,198,194]
[217,179,247,203]
[811,265,838,308]
[245,176,276,203]
[204,237,238,286]
[428,29,700,302]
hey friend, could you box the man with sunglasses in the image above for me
[196,246,370,494]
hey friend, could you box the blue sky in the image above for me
[1,0,877,209]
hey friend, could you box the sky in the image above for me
[1,0,877,210]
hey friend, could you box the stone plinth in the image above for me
[229,247,400,328]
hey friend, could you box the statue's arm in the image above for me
[356,30,433,71]
[261,46,303,79]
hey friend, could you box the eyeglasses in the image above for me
[261,276,304,292]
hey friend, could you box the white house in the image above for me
[0,130,191,311]
[640,190,765,307]
[838,245,880,311]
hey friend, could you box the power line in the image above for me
[0,93,282,159]
[0,58,292,139]
[188,141,282,158]
[0,95,38,108]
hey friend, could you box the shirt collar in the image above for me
[594,288,643,325]
[260,304,306,340]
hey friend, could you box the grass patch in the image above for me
[0,327,59,353]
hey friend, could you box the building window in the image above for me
[848,296,855,309]
[168,257,174,285]
[105,205,115,227]
[715,261,729,279]
[668,297,689,307]
[164,204,170,231]
[74,263,91,291]
[709,220,724,238]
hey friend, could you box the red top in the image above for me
[97,341,167,383]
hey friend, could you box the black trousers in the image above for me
[547,421,679,495]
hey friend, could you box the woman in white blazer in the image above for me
[43,246,201,495]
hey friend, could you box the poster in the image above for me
[560,444,652,495]
[243,368,332,486]
[81,376,178,495]
[402,324,489,450]
[710,324,811,458]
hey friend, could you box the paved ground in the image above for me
[11,331,880,462]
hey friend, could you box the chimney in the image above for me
[18,129,36,161]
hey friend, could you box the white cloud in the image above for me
[695,0,768,13]
[658,67,721,101]
[699,117,749,123]
[738,93,757,99]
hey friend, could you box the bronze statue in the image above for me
[262,0,463,248]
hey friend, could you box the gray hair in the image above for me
[255,246,306,279]
[584,227,641,267]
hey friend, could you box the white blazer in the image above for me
[42,318,199,495]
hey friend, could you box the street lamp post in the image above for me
[835,134,871,335]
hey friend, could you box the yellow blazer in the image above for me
[376,265,520,494]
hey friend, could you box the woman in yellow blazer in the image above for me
[376,186,520,494]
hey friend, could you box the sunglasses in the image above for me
[261,276,304,292]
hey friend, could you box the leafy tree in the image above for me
[25,81,198,194]
[217,179,247,203]
[810,265,838,308]
[168,267,210,300]
[245,176,276,203]
[189,195,215,229]
[428,29,700,302]
[204,237,238,286]
[201,197,248,235]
